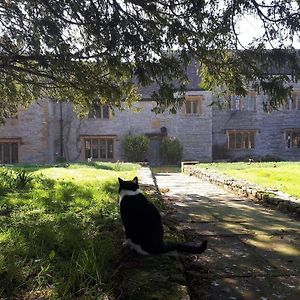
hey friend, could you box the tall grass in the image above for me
[0,162,138,299]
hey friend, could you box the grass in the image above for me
[0,162,139,299]
[152,165,181,174]
[196,162,300,199]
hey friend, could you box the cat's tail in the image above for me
[160,240,208,254]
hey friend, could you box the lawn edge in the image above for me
[183,164,300,219]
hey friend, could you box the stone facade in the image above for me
[0,77,300,165]
[56,90,213,164]
[212,86,300,161]
[0,100,54,163]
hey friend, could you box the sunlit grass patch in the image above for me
[0,162,138,298]
[196,162,300,198]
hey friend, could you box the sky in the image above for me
[237,15,300,49]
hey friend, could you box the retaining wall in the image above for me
[182,164,300,218]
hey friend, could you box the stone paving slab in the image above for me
[193,236,278,277]
[209,275,300,300]
[154,171,300,300]
[241,234,300,275]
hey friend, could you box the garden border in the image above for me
[182,162,300,218]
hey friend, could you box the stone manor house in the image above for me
[1,62,300,165]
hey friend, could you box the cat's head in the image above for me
[118,177,139,193]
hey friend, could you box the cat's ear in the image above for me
[132,176,138,184]
[118,177,123,184]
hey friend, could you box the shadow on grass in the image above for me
[0,176,123,299]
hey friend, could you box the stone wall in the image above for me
[0,99,54,163]
[212,89,300,161]
[183,164,300,218]
[63,94,213,162]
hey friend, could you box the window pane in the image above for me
[292,132,300,148]
[88,108,95,118]
[297,95,300,110]
[236,132,242,148]
[241,97,248,111]
[249,96,255,111]
[249,132,255,148]
[291,96,297,110]
[92,140,99,158]
[192,101,198,114]
[228,133,235,149]
[3,144,10,163]
[186,101,191,114]
[85,140,91,159]
[102,105,110,118]
[11,143,18,163]
[235,96,240,110]
[107,139,114,158]
[286,132,292,148]
[241,132,247,148]
[100,140,107,158]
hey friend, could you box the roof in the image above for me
[138,60,203,100]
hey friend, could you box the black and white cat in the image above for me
[118,176,208,255]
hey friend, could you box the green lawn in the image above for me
[0,162,138,299]
[196,162,300,199]
[152,165,181,174]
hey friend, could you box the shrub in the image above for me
[123,135,150,162]
[0,167,33,190]
[160,137,183,165]
[14,169,33,189]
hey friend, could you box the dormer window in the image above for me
[229,92,256,111]
[184,96,204,114]
[88,104,110,119]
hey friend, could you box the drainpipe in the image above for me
[59,101,64,158]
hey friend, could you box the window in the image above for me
[229,92,256,111]
[280,92,300,111]
[84,137,114,160]
[290,92,300,110]
[88,104,110,119]
[285,130,300,149]
[184,96,204,114]
[227,131,256,149]
[0,141,19,163]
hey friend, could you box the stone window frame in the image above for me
[88,104,111,119]
[229,91,257,112]
[0,138,21,164]
[183,96,204,115]
[81,135,116,161]
[281,91,300,111]
[284,129,300,149]
[226,130,256,150]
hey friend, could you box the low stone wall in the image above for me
[183,164,300,218]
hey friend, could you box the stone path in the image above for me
[152,171,300,300]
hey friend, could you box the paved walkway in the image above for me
[152,171,300,300]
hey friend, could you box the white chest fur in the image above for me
[119,189,142,204]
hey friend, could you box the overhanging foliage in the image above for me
[0,0,300,121]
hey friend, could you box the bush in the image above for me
[160,137,183,165]
[0,167,33,190]
[123,135,150,162]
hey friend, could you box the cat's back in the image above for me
[120,192,161,224]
